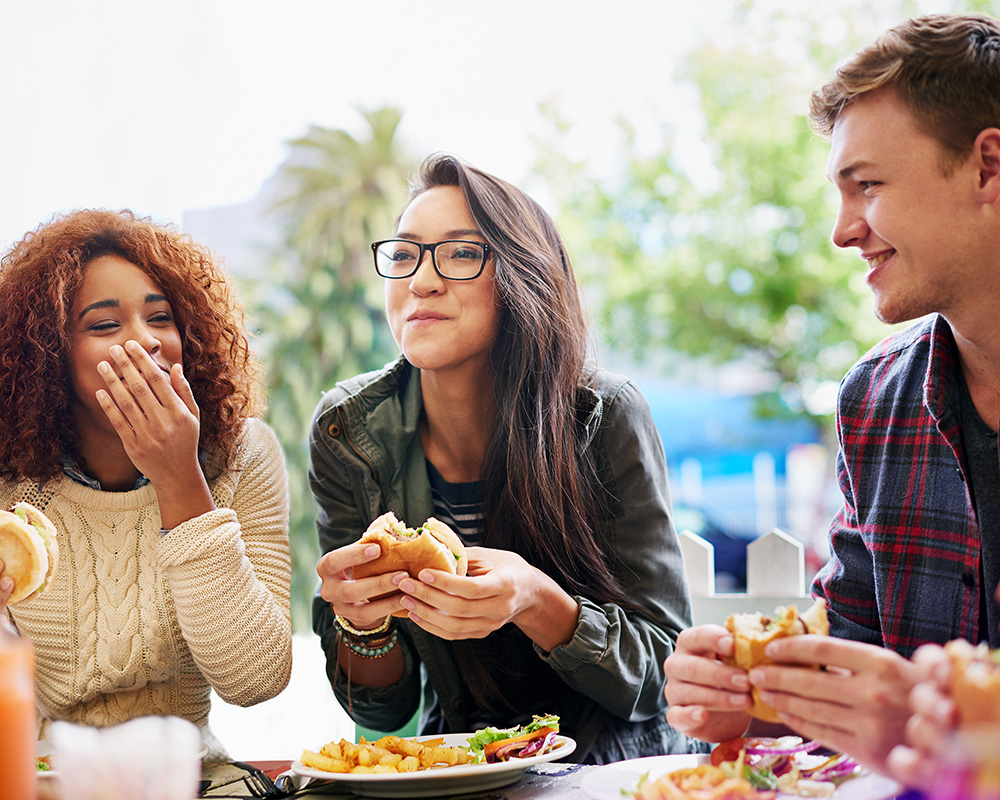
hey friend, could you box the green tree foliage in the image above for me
[252,108,413,629]
[532,0,966,423]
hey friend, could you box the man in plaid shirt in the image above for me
[664,12,1000,785]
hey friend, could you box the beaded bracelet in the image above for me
[335,614,393,638]
[344,627,399,659]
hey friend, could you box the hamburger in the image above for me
[353,512,467,617]
[724,598,829,722]
[0,502,59,605]
[945,639,1000,729]
[942,640,1000,795]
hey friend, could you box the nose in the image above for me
[408,249,444,294]
[126,324,162,356]
[831,198,869,250]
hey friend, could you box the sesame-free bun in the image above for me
[724,598,829,722]
[353,512,468,617]
[0,502,60,605]
[946,639,1000,729]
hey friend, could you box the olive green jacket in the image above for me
[309,358,697,762]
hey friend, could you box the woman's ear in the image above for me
[973,128,1000,203]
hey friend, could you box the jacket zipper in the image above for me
[336,407,379,482]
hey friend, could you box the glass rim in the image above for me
[371,238,491,281]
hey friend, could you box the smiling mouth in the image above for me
[867,252,893,269]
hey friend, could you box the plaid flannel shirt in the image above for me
[812,314,998,656]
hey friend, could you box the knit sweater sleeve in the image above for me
[156,419,292,706]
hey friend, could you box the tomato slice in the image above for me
[709,737,783,766]
[711,737,748,766]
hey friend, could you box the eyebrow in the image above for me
[394,228,484,241]
[77,293,169,321]
[832,159,872,182]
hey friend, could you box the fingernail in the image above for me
[363,545,379,558]
[98,361,111,375]
[420,571,435,584]
[399,580,415,593]
[401,597,415,610]
[748,668,764,684]
[125,340,140,352]
[731,673,750,691]
[110,345,124,357]
[1,577,12,592]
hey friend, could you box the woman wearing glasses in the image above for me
[311,154,697,763]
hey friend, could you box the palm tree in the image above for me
[253,107,413,629]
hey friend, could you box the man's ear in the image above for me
[973,128,1000,203]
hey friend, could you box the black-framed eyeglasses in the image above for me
[371,239,491,281]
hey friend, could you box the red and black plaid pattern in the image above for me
[812,315,985,657]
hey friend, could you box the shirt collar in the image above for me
[924,314,962,425]
[61,454,150,491]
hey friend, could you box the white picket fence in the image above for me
[679,528,812,625]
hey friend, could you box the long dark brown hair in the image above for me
[406,154,635,711]
[0,209,263,483]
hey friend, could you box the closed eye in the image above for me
[88,320,120,332]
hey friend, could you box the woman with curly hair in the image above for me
[0,209,292,758]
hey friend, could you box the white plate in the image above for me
[580,753,902,800]
[291,732,576,798]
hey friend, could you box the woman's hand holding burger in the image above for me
[395,547,580,652]
[319,513,579,653]
[317,540,409,629]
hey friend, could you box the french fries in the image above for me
[300,734,473,774]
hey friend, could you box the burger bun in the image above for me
[353,513,468,617]
[946,639,1000,729]
[0,502,60,606]
[724,598,829,722]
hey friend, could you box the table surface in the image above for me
[198,760,925,799]
[201,759,598,798]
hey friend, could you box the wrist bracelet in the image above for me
[335,614,393,638]
[344,627,399,659]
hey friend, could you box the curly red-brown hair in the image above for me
[0,208,264,483]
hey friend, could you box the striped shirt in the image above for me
[813,314,1000,656]
[426,460,484,546]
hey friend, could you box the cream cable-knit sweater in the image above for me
[4,418,293,759]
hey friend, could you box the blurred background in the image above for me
[3,0,996,752]
[5,0,995,621]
